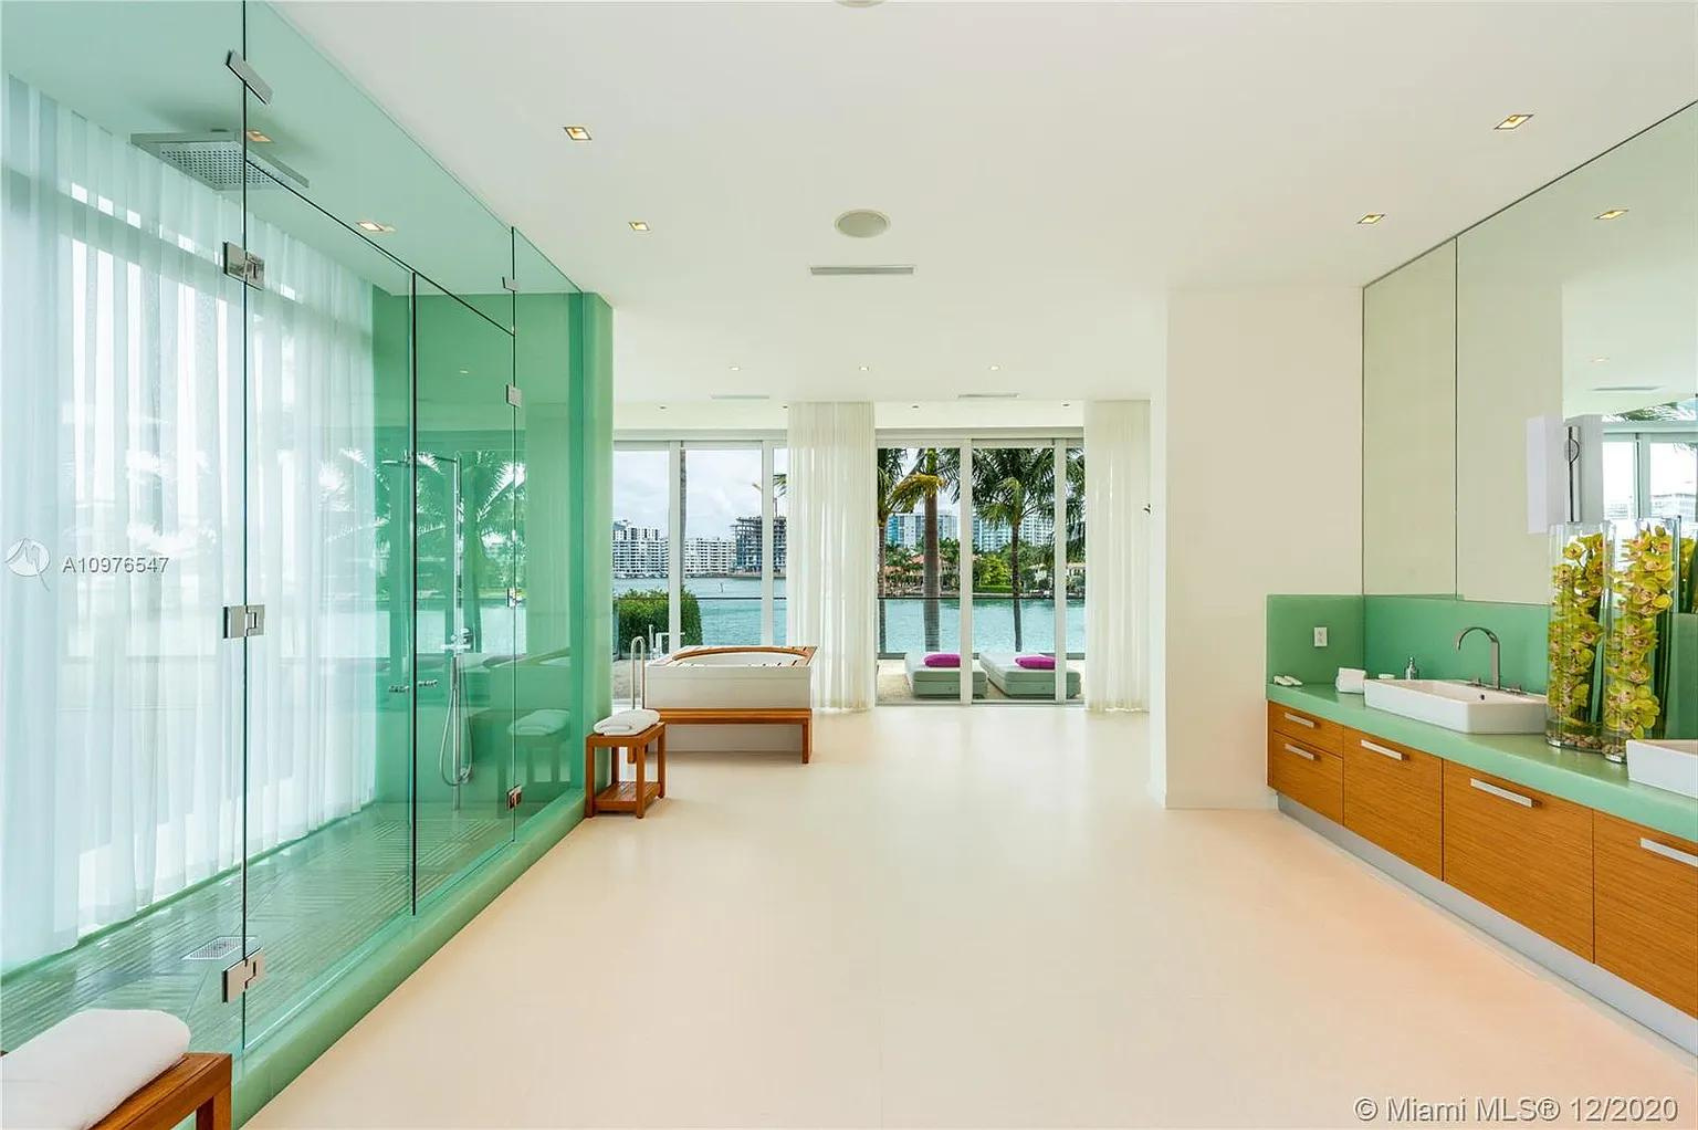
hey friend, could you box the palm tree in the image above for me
[876,449,926,653]
[902,448,960,651]
[972,447,1058,651]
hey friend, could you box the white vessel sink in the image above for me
[1626,739,1698,799]
[1362,679,1547,735]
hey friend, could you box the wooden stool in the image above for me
[585,721,666,818]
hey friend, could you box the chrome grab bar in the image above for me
[628,635,649,711]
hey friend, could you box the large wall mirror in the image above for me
[1365,104,1698,604]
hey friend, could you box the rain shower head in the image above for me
[131,130,309,194]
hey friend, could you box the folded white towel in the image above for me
[1,1009,191,1130]
[594,708,660,736]
[1335,667,1367,695]
[510,708,571,737]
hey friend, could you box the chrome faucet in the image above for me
[1454,625,1501,690]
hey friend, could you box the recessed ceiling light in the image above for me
[988,364,1001,372]
[859,365,870,371]
[1357,213,1385,226]
[836,0,885,7]
[1494,114,1534,131]
[245,129,272,143]
[834,209,890,238]
[1592,356,1610,364]
[629,221,650,232]
[563,125,592,142]
[356,220,394,234]
[729,365,741,372]
[1596,209,1628,221]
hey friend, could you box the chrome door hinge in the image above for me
[502,276,520,293]
[507,587,523,609]
[222,242,266,290]
[505,384,523,408]
[222,604,266,639]
[225,50,273,104]
[506,785,523,810]
[222,949,266,1001]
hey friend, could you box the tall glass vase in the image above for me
[1600,517,1684,761]
[1546,523,1611,751]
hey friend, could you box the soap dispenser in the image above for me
[1404,657,1419,680]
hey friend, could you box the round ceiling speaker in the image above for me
[835,209,891,238]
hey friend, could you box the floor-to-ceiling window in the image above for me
[1603,400,1697,524]
[611,436,788,676]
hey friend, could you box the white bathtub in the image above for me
[644,646,815,710]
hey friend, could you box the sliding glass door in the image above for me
[875,435,1082,706]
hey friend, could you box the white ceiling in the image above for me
[281,1,1698,403]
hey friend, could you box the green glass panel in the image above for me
[412,276,516,908]
[241,2,514,323]
[509,234,581,814]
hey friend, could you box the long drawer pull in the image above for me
[1470,777,1534,808]
[1282,743,1317,762]
[1282,712,1316,729]
[1359,738,1405,761]
[1640,837,1698,869]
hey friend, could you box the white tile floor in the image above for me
[252,708,1696,1128]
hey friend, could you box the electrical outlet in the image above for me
[1313,626,1329,648]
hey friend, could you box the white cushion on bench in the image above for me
[1,1008,190,1129]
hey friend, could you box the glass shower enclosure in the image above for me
[0,1,599,1110]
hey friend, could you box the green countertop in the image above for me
[1267,684,1698,841]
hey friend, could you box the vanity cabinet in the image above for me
[1266,704,1342,822]
[1340,728,1442,877]
[1594,812,1698,1016]
[1267,693,1698,1040]
[1440,762,1594,959]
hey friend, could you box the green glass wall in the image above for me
[0,1,612,1120]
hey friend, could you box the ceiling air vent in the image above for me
[132,131,309,194]
[809,265,915,277]
[957,393,1020,400]
[709,394,771,402]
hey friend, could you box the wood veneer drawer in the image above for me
[1267,702,1342,754]
[1341,728,1443,878]
[1441,761,1593,960]
[1594,811,1698,1017]
[1268,732,1343,824]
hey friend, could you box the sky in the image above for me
[614,448,782,539]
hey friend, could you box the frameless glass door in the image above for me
[238,178,416,1045]
[0,0,250,1056]
[412,277,516,907]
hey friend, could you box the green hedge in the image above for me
[614,589,702,655]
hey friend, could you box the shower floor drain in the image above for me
[182,935,258,962]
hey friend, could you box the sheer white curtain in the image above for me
[785,403,877,710]
[1083,401,1151,710]
[0,76,377,969]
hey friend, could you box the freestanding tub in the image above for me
[644,646,816,710]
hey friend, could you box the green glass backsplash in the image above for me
[1266,595,1366,684]
[1365,596,1549,691]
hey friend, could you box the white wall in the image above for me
[1153,287,1363,808]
